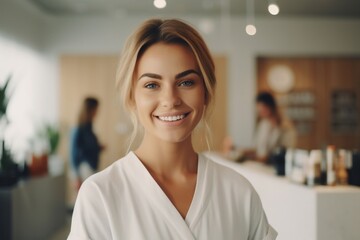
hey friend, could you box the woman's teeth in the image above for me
[158,114,186,122]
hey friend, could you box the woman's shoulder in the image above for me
[80,152,134,191]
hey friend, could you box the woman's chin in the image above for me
[152,132,192,145]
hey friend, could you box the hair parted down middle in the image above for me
[116,18,217,150]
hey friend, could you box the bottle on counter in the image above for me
[346,150,353,180]
[326,145,337,186]
[285,148,295,179]
[307,150,322,186]
[337,149,349,185]
[291,149,308,185]
[320,149,327,185]
[349,150,360,186]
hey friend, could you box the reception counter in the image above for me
[0,174,66,240]
[205,152,360,240]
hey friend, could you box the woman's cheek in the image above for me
[135,92,157,118]
[188,87,206,107]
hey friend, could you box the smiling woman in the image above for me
[118,19,216,151]
[67,19,277,240]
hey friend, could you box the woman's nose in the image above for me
[160,86,182,108]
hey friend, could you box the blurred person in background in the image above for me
[224,92,297,162]
[243,91,297,162]
[70,97,104,191]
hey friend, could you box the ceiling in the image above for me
[29,0,360,18]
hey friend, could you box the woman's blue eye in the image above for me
[179,80,194,87]
[145,83,158,89]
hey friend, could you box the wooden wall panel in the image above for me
[257,57,360,150]
[325,58,360,148]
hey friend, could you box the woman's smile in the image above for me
[153,112,191,127]
[154,112,190,121]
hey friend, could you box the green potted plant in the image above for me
[46,124,63,176]
[31,124,62,176]
[0,75,19,187]
[45,124,60,155]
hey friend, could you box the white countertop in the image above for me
[205,152,360,240]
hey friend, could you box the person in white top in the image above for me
[253,92,297,162]
[223,93,296,163]
[68,18,277,240]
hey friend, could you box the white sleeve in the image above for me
[249,190,278,240]
[67,180,111,240]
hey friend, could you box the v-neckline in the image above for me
[128,151,208,230]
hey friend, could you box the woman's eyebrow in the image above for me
[138,73,162,80]
[175,69,200,79]
[138,69,200,81]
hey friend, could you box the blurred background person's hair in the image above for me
[77,97,99,125]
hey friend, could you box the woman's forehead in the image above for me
[136,43,198,71]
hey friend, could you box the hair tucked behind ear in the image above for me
[116,18,216,151]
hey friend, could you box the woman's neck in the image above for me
[134,134,198,179]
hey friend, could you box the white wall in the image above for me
[0,0,57,160]
[2,1,360,157]
[42,14,360,147]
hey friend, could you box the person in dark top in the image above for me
[70,97,103,190]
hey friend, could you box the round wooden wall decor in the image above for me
[267,65,295,93]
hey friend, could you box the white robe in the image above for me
[68,152,277,240]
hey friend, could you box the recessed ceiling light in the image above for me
[268,3,280,15]
[154,0,167,9]
[246,24,256,36]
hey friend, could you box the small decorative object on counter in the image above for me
[307,150,322,186]
[320,148,327,185]
[28,123,63,177]
[349,150,360,186]
[28,135,49,177]
[29,153,48,177]
[285,148,295,178]
[326,145,337,186]
[44,124,63,176]
[290,149,308,184]
[269,147,286,176]
[337,149,349,185]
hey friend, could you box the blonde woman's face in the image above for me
[134,42,206,143]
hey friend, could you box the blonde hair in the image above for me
[116,18,216,151]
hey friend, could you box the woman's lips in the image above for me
[154,112,190,123]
